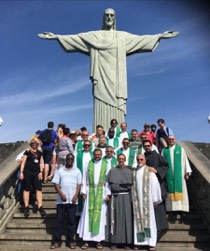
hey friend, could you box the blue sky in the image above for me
[0,0,209,143]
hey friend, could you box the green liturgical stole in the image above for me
[88,159,107,234]
[103,156,117,168]
[115,127,121,138]
[163,144,183,201]
[111,156,117,168]
[76,140,83,153]
[106,138,119,149]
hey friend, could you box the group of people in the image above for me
[17,118,192,251]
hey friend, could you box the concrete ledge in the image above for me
[0,142,28,187]
[178,141,210,182]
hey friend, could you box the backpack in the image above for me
[39,129,52,145]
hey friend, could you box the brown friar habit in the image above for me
[107,166,133,244]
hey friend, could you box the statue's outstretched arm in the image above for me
[38,32,57,40]
[161,31,180,39]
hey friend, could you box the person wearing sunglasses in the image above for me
[103,146,117,169]
[116,138,137,169]
[75,130,94,153]
[143,140,169,242]
[106,127,120,151]
[162,136,192,213]
[133,154,162,251]
[138,133,159,155]
[19,138,46,218]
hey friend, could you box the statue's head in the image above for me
[102,8,116,30]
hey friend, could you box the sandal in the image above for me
[50,243,61,249]
[96,243,103,249]
[47,175,53,181]
[69,242,76,249]
[81,243,89,250]
[148,247,156,251]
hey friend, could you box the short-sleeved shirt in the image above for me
[40,129,58,149]
[23,150,43,173]
[52,166,82,204]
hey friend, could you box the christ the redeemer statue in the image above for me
[38,8,179,130]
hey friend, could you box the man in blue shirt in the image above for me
[39,121,58,183]
[51,153,82,249]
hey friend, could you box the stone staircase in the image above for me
[0,183,210,251]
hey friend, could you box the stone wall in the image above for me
[179,141,210,233]
[0,142,28,232]
[0,142,26,167]
[192,142,210,160]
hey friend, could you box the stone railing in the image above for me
[0,142,28,233]
[179,141,210,233]
[0,141,25,165]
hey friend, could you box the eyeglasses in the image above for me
[168,139,175,141]
[106,150,113,153]
[137,158,144,161]
[84,144,90,147]
[144,145,151,147]
[123,142,129,144]
[141,137,147,140]
[82,134,89,137]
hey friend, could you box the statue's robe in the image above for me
[57,30,161,130]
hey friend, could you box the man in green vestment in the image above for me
[162,136,192,212]
[117,138,137,168]
[106,127,120,151]
[77,149,111,249]
[103,146,118,169]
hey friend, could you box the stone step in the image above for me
[6,222,56,228]
[168,223,207,230]
[14,210,57,217]
[0,233,209,243]
[6,222,206,231]
[18,202,57,209]
[0,244,209,251]
[12,217,56,223]
[0,241,209,251]
[159,234,210,242]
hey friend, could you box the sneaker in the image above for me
[38,206,47,217]
[24,206,30,217]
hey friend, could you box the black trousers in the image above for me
[54,203,77,243]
